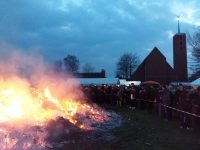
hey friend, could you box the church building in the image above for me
[131,21,188,84]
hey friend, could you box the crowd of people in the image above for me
[82,83,200,131]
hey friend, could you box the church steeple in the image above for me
[177,16,180,33]
[173,16,188,82]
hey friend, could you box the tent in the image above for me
[119,79,126,85]
[124,81,141,86]
[191,78,200,85]
[170,82,191,86]
[78,78,119,85]
[68,78,141,86]
[119,79,141,86]
[142,80,160,85]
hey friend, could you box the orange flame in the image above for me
[0,79,109,130]
[0,52,111,150]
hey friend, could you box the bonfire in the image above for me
[0,52,121,150]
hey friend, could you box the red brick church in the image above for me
[131,22,188,84]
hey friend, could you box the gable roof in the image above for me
[144,47,166,62]
[131,47,175,84]
[133,47,167,73]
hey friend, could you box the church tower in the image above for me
[173,18,188,82]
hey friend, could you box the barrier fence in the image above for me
[134,99,200,118]
[89,93,200,119]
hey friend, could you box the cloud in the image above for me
[166,30,174,39]
[0,0,199,77]
[169,0,200,26]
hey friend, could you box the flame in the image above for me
[0,79,110,149]
[0,52,112,150]
[0,79,109,130]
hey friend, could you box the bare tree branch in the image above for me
[64,55,80,73]
[116,53,140,79]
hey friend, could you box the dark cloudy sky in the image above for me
[0,0,199,77]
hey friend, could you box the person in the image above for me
[138,86,146,109]
[129,86,136,109]
[146,85,156,112]
[156,86,164,118]
[179,87,192,129]
[191,86,200,131]
[162,86,172,121]
[117,86,125,107]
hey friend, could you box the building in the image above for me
[131,47,175,84]
[173,21,188,82]
[74,69,106,78]
[131,21,188,84]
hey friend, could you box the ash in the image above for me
[49,110,122,148]
[84,111,122,141]
[0,111,121,150]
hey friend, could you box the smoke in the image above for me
[0,43,87,128]
[0,42,84,99]
[0,43,120,150]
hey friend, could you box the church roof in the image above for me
[143,47,166,62]
[135,47,167,70]
[131,47,175,84]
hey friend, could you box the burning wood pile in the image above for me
[0,83,122,150]
[0,52,121,150]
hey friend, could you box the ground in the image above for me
[57,107,200,150]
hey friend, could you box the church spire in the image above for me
[177,16,180,33]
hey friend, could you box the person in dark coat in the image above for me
[191,87,200,131]
[162,86,172,120]
[179,88,192,129]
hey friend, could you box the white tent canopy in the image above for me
[125,81,141,86]
[119,79,126,85]
[78,78,119,85]
[68,78,141,86]
[191,78,200,85]
[119,80,141,86]
[170,82,191,86]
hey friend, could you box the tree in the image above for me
[116,53,140,79]
[64,54,79,73]
[188,28,200,79]
[82,63,95,73]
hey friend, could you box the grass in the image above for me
[57,107,200,150]
[111,108,200,150]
